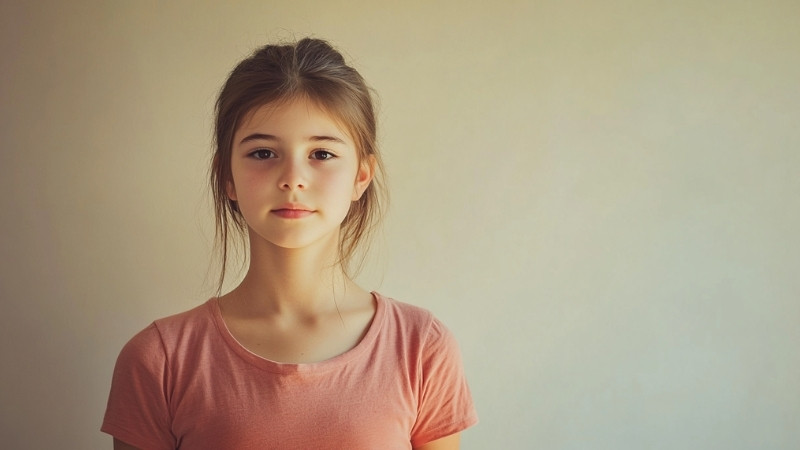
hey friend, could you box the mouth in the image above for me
[271,204,314,219]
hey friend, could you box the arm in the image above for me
[411,317,477,447]
[113,438,141,450]
[103,325,175,449]
[414,432,461,450]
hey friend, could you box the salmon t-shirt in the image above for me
[101,292,477,449]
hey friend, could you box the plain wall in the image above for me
[1,1,798,448]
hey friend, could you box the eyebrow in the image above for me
[238,133,347,145]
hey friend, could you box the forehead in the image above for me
[235,97,355,145]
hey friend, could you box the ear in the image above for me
[352,155,375,201]
[214,153,238,201]
[226,177,238,201]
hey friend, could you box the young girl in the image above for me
[102,38,477,450]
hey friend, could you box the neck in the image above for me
[227,230,360,317]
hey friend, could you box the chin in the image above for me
[251,229,340,252]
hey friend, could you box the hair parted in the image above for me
[210,37,387,291]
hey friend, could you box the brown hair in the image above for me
[210,38,387,290]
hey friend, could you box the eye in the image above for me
[311,150,336,161]
[249,149,275,160]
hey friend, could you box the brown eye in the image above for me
[311,150,335,160]
[250,149,275,160]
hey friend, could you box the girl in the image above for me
[102,38,477,450]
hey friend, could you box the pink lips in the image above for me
[271,204,314,219]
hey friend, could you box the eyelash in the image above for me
[248,149,337,161]
[311,150,336,160]
[250,149,275,160]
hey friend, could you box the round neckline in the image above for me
[209,291,385,374]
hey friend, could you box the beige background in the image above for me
[2,0,799,448]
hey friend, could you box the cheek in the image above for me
[319,166,357,190]
[317,169,359,208]
[230,169,271,208]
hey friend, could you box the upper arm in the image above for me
[411,317,477,445]
[414,432,461,450]
[102,325,174,449]
[113,438,141,450]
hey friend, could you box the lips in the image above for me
[271,203,314,219]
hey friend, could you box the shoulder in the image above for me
[376,293,437,336]
[374,292,460,353]
[151,299,215,333]
[374,294,478,445]
[104,304,217,450]
[116,300,215,366]
[151,300,217,346]
[379,293,434,324]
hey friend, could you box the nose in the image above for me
[277,157,307,191]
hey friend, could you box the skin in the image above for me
[221,97,377,364]
[113,97,460,449]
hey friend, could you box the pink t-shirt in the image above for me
[102,292,477,449]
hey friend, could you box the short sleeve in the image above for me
[101,324,176,450]
[410,317,478,447]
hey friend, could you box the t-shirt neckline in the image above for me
[208,291,385,374]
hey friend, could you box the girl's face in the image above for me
[228,97,373,251]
